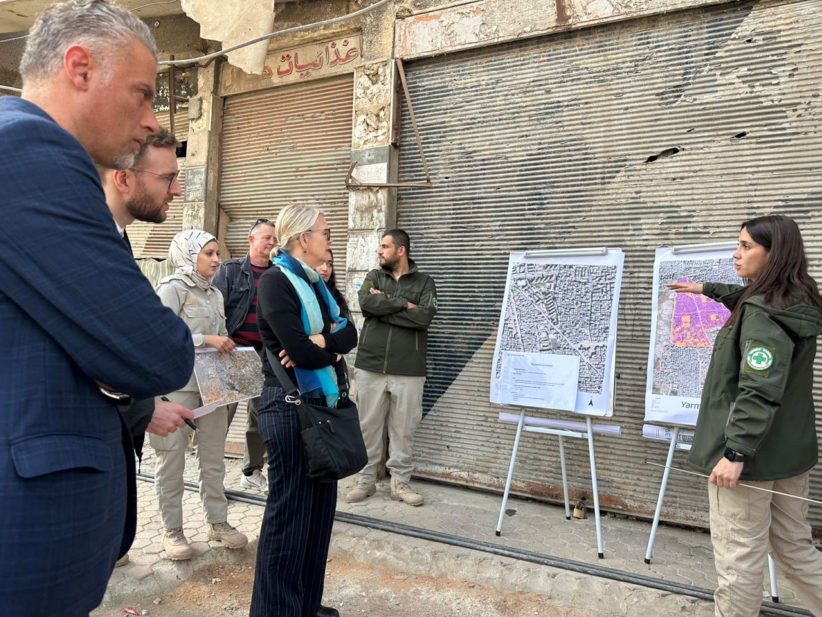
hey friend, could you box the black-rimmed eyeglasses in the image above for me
[132,168,179,192]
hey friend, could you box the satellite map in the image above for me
[651,257,738,398]
[494,260,619,398]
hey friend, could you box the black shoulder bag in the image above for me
[266,349,367,482]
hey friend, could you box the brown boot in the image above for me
[390,477,424,506]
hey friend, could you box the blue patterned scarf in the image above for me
[273,250,347,406]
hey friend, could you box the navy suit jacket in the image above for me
[0,98,194,616]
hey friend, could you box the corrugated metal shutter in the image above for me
[219,76,353,283]
[154,108,190,145]
[397,0,822,528]
[128,108,188,259]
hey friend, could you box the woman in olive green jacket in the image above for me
[669,215,822,617]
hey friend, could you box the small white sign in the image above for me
[499,351,579,411]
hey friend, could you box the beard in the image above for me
[379,254,399,270]
[112,146,136,171]
[126,188,168,224]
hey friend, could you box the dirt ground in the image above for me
[94,555,580,617]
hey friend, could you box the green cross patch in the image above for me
[744,343,775,375]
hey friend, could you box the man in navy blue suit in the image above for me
[0,2,194,616]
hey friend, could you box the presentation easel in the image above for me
[495,410,619,559]
[643,425,780,602]
[492,247,624,559]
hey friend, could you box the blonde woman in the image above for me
[150,230,248,560]
[250,205,357,617]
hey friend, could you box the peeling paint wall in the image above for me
[396,0,740,59]
[182,0,276,75]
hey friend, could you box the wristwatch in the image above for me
[723,447,747,463]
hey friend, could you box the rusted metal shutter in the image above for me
[128,107,188,259]
[397,0,822,528]
[219,75,353,282]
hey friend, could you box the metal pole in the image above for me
[769,554,780,603]
[496,409,526,536]
[558,435,571,520]
[645,426,679,564]
[587,416,604,558]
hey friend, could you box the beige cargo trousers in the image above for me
[353,367,425,486]
[709,471,822,617]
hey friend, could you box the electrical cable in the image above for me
[135,471,812,617]
[0,0,389,93]
[157,0,391,67]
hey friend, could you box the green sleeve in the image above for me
[724,307,794,455]
[358,270,406,317]
[703,282,746,312]
[378,276,438,330]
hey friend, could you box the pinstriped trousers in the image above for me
[250,386,337,617]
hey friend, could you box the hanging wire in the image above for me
[157,0,391,67]
[0,0,390,91]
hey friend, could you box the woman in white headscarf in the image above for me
[149,230,248,561]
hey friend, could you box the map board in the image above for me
[193,346,264,417]
[644,245,741,427]
[490,250,624,417]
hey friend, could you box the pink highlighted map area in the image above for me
[670,278,730,347]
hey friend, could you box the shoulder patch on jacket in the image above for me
[744,343,775,375]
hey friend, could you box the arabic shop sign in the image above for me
[220,35,362,96]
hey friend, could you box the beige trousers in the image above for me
[226,396,266,474]
[709,471,822,617]
[148,390,229,530]
[353,368,425,485]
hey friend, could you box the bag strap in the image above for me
[264,348,302,404]
[264,346,350,402]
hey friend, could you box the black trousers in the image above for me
[250,386,337,617]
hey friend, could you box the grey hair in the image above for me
[275,204,321,254]
[20,0,157,84]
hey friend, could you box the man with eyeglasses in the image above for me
[102,127,182,232]
[99,125,193,486]
[213,218,277,493]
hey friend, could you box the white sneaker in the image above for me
[241,469,268,493]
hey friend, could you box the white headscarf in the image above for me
[168,229,217,290]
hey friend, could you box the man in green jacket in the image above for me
[347,229,437,506]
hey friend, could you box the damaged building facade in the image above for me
[1,0,821,530]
